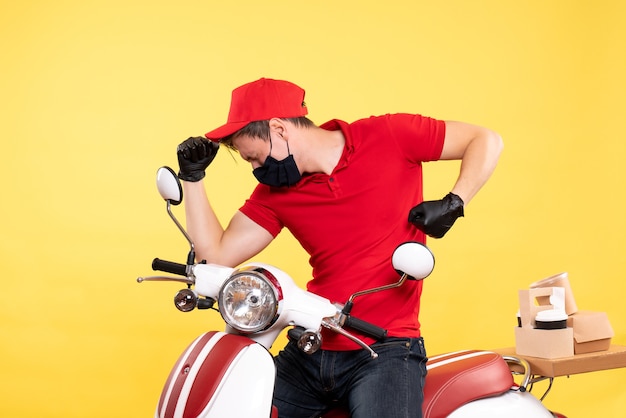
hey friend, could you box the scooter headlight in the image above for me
[218,267,281,333]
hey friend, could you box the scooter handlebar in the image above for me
[152,258,187,276]
[344,316,388,341]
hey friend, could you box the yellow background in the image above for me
[1,1,625,416]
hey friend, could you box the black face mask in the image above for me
[253,139,302,187]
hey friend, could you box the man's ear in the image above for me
[269,118,288,139]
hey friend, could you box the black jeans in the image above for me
[273,337,428,418]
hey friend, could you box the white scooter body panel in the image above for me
[156,331,275,418]
[202,344,275,418]
[447,390,554,418]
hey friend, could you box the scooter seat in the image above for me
[423,350,514,418]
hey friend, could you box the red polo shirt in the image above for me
[239,113,445,349]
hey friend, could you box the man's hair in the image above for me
[220,117,315,150]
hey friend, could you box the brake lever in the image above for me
[321,318,378,359]
[137,275,195,285]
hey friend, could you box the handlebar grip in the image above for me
[344,316,388,341]
[152,258,187,276]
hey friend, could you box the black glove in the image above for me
[176,136,219,182]
[408,192,465,238]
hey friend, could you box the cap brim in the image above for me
[205,121,250,142]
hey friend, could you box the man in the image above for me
[176,78,503,418]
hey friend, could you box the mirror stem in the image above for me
[338,273,409,326]
[347,274,408,304]
[166,200,195,257]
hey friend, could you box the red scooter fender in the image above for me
[156,331,275,418]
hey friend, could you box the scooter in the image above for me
[137,166,566,418]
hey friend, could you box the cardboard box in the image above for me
[567,310,614,354]
[530,272,578,315]
[515,326,574,358]
[515,288,574,359]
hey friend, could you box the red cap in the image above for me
[205,78,308,141]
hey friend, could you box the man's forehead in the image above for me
[230,137,269,161]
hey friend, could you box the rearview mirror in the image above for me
[156,166,182,205]
[392,242,435,280]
